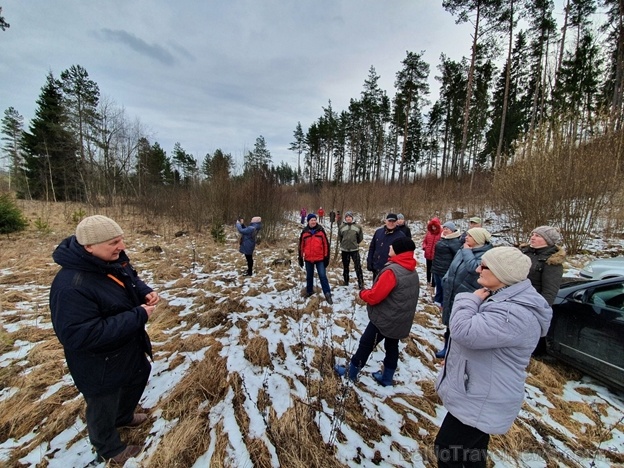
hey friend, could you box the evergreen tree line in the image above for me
[290,0,624,183]
[1,65,298,205]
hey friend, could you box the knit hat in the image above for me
[386,213,398,221]
[532,225,562,246]
[251,216,261,223]
[469,216,482,224]
[442,221,457,231]
[76,215,124,246]
[391,237,416,255]
[481,247,531,286]
[397,213,405,220]
[307,213,317,222]
[467,227,491,246]
[345,211,354,218]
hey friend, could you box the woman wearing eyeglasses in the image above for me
[434,247,552,468]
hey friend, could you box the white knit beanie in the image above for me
[76,215,124,246]
[467,227,491,246]
[482,247,531,286]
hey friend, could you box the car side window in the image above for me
[588,283,624,312]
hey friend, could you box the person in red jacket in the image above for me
[298,213,332,304]
[317,206,325,223]
[422,217,442,287]
[335,237,420,386]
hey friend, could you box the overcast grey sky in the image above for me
[2,1,480,168]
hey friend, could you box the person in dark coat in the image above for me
[431,222,463,307]
[367,213,406,280]
[335,237,420,386]
[520,225,565,355]
[422,217,442,287]
[49,215,158,465]
[396,213,412,238]
[298,213,332,304]
[437,227,493,358]
[236,216,262,276]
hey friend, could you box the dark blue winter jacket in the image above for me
[236,221,262,255]
[367,227,406,273]
[50,236,152,397]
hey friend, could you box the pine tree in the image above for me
[244,135,271,173]
[22,73,80,201]
[0,7,9,31]
[289,122,306,179]
[1,107,27,194]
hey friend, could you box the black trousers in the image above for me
[350,322,399,370]
[426,259,435,285]
[341,251,364,285]
[434,412,490,467]
[85,356,151,459]
[245,254,253,274]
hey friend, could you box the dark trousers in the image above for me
[350,322,399,370]
[245,254,253,274]
[435,412,490,468]
[85,356,150,459]
[433,273,444,304]
[426,259,434,285]
[341,251,364,286]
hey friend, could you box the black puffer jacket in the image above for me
[520,244,566,305]
[431,231,463,277]
[50,236,152,397]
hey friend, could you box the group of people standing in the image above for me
[49,210,566,467]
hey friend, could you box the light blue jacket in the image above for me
[236,221,261,255]
[435,279,552,434]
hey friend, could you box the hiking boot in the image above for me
[324,292,333,304]
[118,413,148,428]
[107,445,142,465]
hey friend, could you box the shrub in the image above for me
[210,223,226,243]
[0,194,28,235]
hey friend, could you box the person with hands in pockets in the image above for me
[50,215,158,466]
[434,247,551,467]
[298,213,333,304]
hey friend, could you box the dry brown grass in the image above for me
[244,335,272,369]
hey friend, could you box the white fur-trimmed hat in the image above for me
[76,215,124,246]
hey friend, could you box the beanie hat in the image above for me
[76,215,124,246]
[397,213,405,220]
[391,237,416,255]
[345,211,354,218]
[442,221,457,231]
[251,216,261,223]
[386,213,398,221]
[469,216,482,224]
[307,213,317,222]
[532,225,561,246]
[482,247,531,286]
[467,227,491,246]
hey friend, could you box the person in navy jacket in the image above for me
[50,215,158,465]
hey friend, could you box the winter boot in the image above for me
[324,292,333,304]
[372,367,396,387]
[334,363,360,382]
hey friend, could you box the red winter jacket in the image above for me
[299,226,329,263]
[422,218,442,260]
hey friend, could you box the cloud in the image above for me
[98,28,176,66]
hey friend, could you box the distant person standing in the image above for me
[336,210,342,227]
[396,213,412,238]
[460,216,482,243]
[422,217,442,288]
[367,213,406,280]
[317,206,325,223]
[298,213,333,304]
[236,216,262,276]
[300,208,307,225]
[335,237,420,386]
[49,215,158,465]
[338,211,364,289]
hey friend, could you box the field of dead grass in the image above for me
[0,200,623,467]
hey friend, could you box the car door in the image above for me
[551,280,624,389]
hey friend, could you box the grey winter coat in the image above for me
[338,222,363,252]
[520,244,565,305]
[431,231,463,277]
[435,280,552,434]
[442,243,492,324]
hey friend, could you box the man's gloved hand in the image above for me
[323,257,329,267]
[298,257,304,268]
